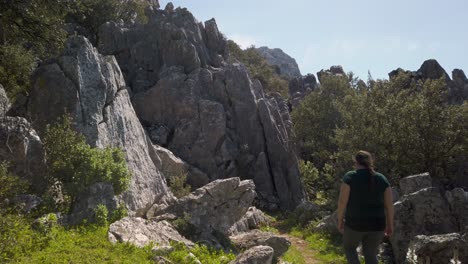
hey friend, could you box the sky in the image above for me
[159,0,468,80]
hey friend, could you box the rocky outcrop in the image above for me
[391,187,459,263]
[445,188,468,233]
[406,233,468,263]
[315,210,339,235]
[317,65,346,84]
[255,46,301,79]
[0,117,47,193]
[229,245,274,264]
[228,207,271,235]
[0,84,9,115]
[155,178,256,235]
[288,74,318,108]
[389,59,468,104]
[399,172,432,195]
[108,217,194,248]
[26,36,170,216]
[98,7,304,210]
[229,230,290,259]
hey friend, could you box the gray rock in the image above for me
[417,59,451,81]
[317,65,346,83]
[445,188,468,233]
[108,217,194,248]
[229,245,274,264]
[391,187,459,263]
[0,84,9,115]
[255,46,301,79]
[229,230,290,259]
[10,195,43,214]
[68,182,119,225]
[0,117,47,193]
[406,233,468,264]
[229,207,271,235]
[27,36,170,216]
[293,201,321,224]
[399,172,432,195]
[315,210,339,235]
[155,177,256,235]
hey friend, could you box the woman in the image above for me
[337,150,394,264]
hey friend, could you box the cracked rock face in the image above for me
[230,245,274,264]
[407,233,468,263]
[98,7,304,210]
[255,46,302,79]
[26,36,170,216]
[229,230,290,259]
[0,117,47,193]
[0,84,10,115]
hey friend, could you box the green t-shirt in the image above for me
[342,169,390,231]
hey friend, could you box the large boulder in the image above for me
[399,172,432,195]
[0,117,47,193]
[0,84,9,115]
[255,46,302,79]
[229,230,290,259]
[229,245,274,264]
[406,233,468,264]
[315,210,339,235]
[26,36,170,216]
[391,187,459,263]
[108,217,194,248]
[155,177,256,235]
[228,207,271,235]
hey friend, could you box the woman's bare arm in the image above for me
[384,187,394,236]
[337,183,350,233]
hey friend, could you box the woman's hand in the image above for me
[385,224,393,237]
[337,218,345,234]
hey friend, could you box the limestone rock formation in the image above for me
[317,65,346,84]
[391,187,459,263]
[229,245,274,264]
[406,233,468,263]
[229,230,290,259]
[155,177,256,235]
[0,117,47,193]
[255,46,302,79]
[399,172,432,195]
[97,7,304,210]
[315,210,339,235]
[288,74,318,108]
[0,84,9,115]
[228,207,271,235]
[445,188,468,233]
[26,36,170,216]
[108,217,194,248]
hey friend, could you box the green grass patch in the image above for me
[167,242,235,264]
[304,232,347,264]
[282,245,306,264]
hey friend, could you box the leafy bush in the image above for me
[0,45,36,99]
[0,162,28,207]
[94,204,109,226]
[227,40,289,97]
[44,115,131,211]
[109,203,128,223]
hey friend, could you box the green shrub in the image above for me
[0,45,36,99]
[94,204,109,226]
[0,162,28,205]
[167,242,235,264]
[169,169,191,199]
[110,203,128,223]
[172,214,199,240]
[44,115,131,212]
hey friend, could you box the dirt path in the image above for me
[281,232,321,264]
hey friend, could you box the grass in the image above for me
[282,245,306,264]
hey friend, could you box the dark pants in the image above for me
[343,225,384,264]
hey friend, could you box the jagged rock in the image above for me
[67,182,119,225]
[255,47,301,79]
[98,8,304,210]
[417,59,450,81]
[27,36,170,216]
[0,84,10,115]
[391,187,459,263]
[155,178,256,235]
[399,172,432,195]
[406,233,468,264]
[229,245,274,264]
[288,74,318,108]
[445,188,468,233]
[108,217,194,248]
[0,117,47,193]
[229,207,271,235]
[229,230,290,259]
